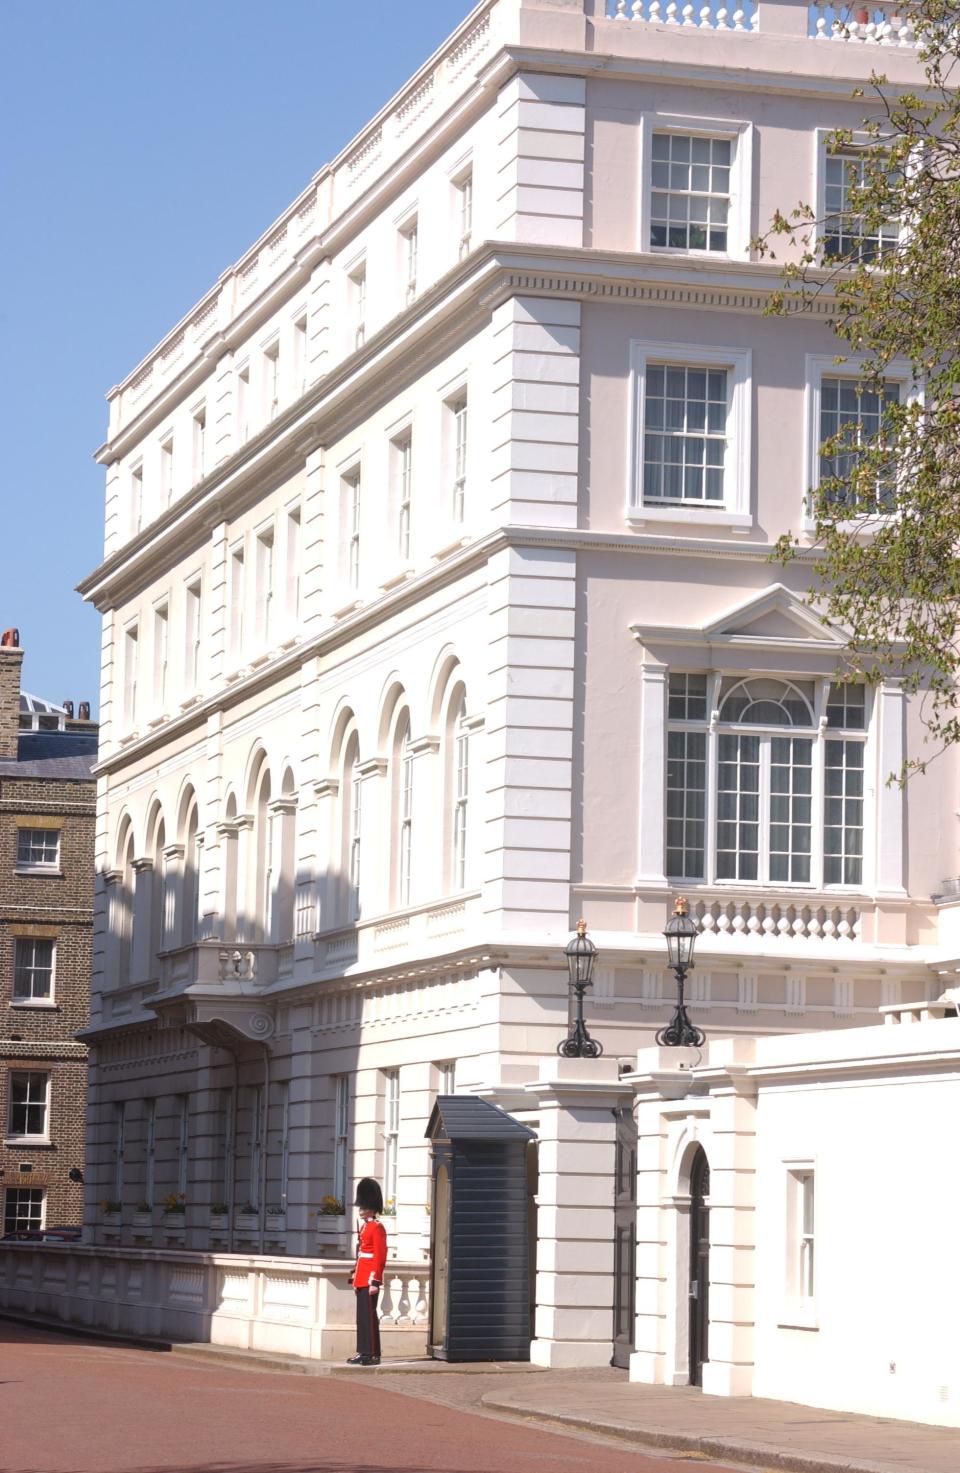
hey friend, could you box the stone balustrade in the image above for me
[691,896,862,944]
[606,0,760,28]
[0,1244,430,1362]
[808,3,917,44]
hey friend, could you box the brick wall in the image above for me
[0,647,24,761]
[0,665,95,1231]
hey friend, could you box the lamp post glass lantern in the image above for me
[557,919,603,1058]
[657,897,705,1048]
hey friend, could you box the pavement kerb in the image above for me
[477,1394,908,1473]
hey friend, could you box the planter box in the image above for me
[234,1213,259,1235]
[315,1220,352,1257]
[132,1211,153,1229]
[209,1214,229,1232]
[264,1214,286,1232]
[161,1213,186,1231]
[101,1213,122,1231]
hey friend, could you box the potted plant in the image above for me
[132,1200,153,1229]
[382,1197,397,1217]
[316,1196,351,1255]
[161,1192,187,1226]
[209,1202,229,1230]
[317,1195,345,1218]
[100,1198,122,1229]
[235,1200,259,1233]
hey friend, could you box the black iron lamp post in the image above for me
[557,919,603,1059]
[657,897,705,1048]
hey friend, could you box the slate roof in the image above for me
[0,730,98,781]
[426,1095,536,1142]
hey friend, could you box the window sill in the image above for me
[4,1138,53,1149]
[331,596,363,620]
[379,567,415,592]
[11,1000,58,1010]
[628,507,753,530]
[432,533,471,561]
[778,1307,819,1331]
[802,512,894,536]
[14,867,63,879]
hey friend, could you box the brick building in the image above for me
[0,632,97,1233]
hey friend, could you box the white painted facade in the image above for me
[70,0,960,1393]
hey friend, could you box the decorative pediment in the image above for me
[633,584,850,653]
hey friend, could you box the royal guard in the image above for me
[347,1177,387,1366]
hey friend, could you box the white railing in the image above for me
[691,896,862,942]
[808,3,916,43]
[606,0,759,28]
[0,1244,429,1361]
[315,891,480,972]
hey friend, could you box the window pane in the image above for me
[650,131,732,254]
[666,730,706,879]
[823,739,865,885]
[715,734,760,881]
[644,364,728,506]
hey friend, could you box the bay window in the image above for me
[666,673,866,888]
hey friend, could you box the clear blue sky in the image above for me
[0,0,472,711]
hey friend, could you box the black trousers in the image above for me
[355,1286,381,1360]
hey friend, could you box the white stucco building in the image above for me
[19,0,955,1417]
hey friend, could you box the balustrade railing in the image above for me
[606,0,759,27]
[691,896,862,942]
[808,2,916,43]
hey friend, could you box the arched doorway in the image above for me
[688,1146,710,1386]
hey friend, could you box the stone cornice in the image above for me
[80,242,832,611]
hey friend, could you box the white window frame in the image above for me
[7,1070,51,1143]
[383,1069,400,1214]
[813,127,900,268]
[15,827,60,873]
[629,340,752,528]
[333,1075,349,1208]
[347,258,367,350]
[285,501,302,622]
[153,599,170,710]
[341,463,362,591]
[437,1060,457,1097]
[3,1186,45,1235]
[236,362,250,444]
[803,353,916,531]
[184,577,203,693]
[398,725,414,907]
[130,462,144,538]
[781,1159,818,1329]
[292,311,308,396]
[254,522,276,646]
[665,671,871,892]
[638,113,754,262]
[448,151,474,261]
[399,214,418,306]
[263,338,281,421]
[229,540,246,656]
[123,620,139,726]
[159,434,174,508]
[191,404,207,482]
[12,936,56,1005]
[393,431,413,562]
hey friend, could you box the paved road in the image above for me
[1,1322,733,1473]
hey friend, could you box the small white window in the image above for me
[8,1071,50,1140]
[400,217,418,305]
[348,754,362,922]
[630,341,752,527]
[383,1069,400,1214]
[3,1186,45,1235]
[453,702,470,891]
[13,938,55,1002]
[348,262,367,349]
[393,433,413,561]
[16,829,60,870]
[456,171,473,259]
[255,527,275,644]
[343,467,361,589]
[153,601,169,708]
[286,504,302,622]
[804,354,914,526]
[159,437,174,508]
[123,622,139,724]
[192,406,207,480]
[236,364,250,443]
[398,726,414,906]
[230,543,245,654]
[437,1061,457,1097]
[293,315,308,395]
[783,1163,817,1326]
[184,579,202,691]
[130,464,144,537]
[264,342,280,420]
[333,1076,349,1209]
[818,134,899,265]
[446,392,468,524]
[640,115,753,260]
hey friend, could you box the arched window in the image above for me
[392,713,413,908]
[252,763,272,941]
[272,767,297,942]
[180,795,201,945]
[115,822,136,986]
[442,685,470,893]
[666,672,866,887]
[343,733,361,922]
[221,794,238,942]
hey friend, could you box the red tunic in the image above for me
[353,1217,387,1288]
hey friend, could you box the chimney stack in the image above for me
[0,629,24,760]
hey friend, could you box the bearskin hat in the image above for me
[354,1177,384,1214]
